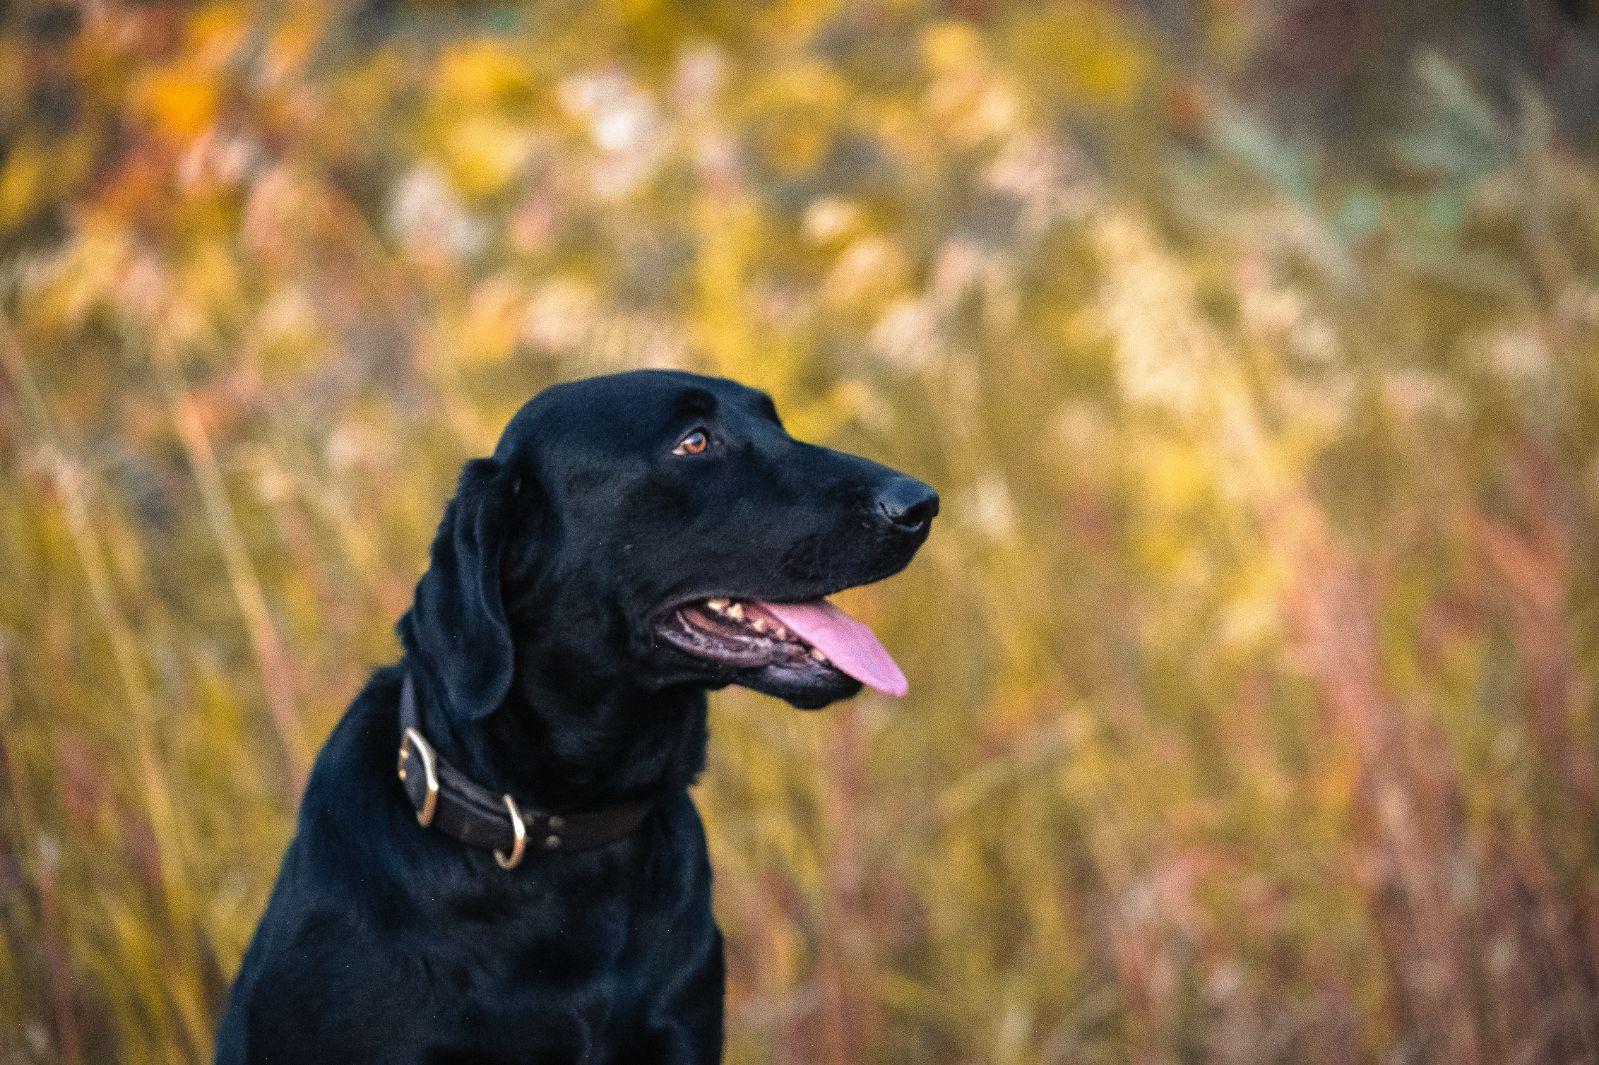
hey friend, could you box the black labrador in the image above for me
[216,370,937,1064]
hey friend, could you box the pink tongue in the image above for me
[754,599,909,697]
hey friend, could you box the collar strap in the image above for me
[396,673,652,867]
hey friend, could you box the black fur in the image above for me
[216,370,936,1064]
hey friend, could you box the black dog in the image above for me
[216,370,937,1064]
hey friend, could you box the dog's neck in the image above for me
[399,644,709,815]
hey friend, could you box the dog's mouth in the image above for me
[656,596,908,697]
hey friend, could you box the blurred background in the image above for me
[3,0,1599,1061]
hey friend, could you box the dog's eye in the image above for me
[672,429,710,457]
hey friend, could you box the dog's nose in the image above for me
[873,476,939,535]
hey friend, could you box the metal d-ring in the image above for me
[495,794,527,870]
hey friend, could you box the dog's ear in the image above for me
[411,457,529,722]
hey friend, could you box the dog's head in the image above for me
[407,370,937,718]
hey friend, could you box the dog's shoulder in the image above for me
[299,665,407,813]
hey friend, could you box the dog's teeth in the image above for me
[725,603,744,621]
[809,648,829,663]
[749,618,767,633]
[707,598,729,613]
[773,626,790,640]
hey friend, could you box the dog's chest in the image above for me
[414,849,719,1058]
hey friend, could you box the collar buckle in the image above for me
[398,727,440,828]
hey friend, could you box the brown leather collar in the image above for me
[396,673,653,868]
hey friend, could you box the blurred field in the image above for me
[3,1,1599,1062]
